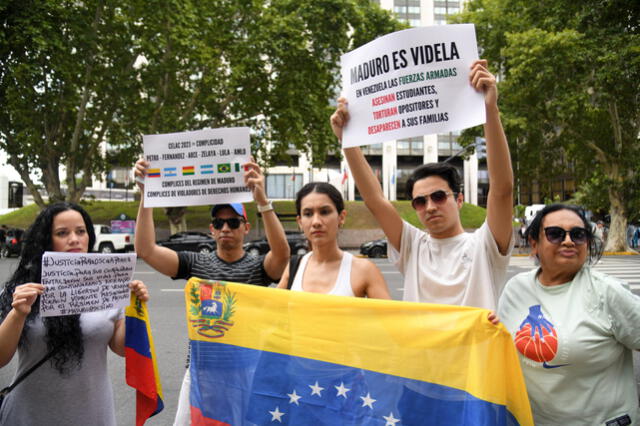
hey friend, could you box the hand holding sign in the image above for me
[11,283,44,317]
[243,159,268,206]
[330,98,351,142]
[469,59,497,106]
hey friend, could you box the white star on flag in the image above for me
[383,412,400,426]
[269,406,285,422]
[360,392,376,408]
[287,389,302,405]
[309,381,324,396]
[335,382,351,398]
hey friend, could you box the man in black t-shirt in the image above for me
[134,158,290,425]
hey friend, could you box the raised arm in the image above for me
[470,60,513,255]
[331,99,404,251]
[134,159,180,277]
[245,160,290,280]
[0,283,43,367]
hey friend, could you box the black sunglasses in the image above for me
[411,190,455,210]
[543,226,588,245]
[212,217,244,230]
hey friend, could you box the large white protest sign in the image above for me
[40,252,137,317]
[340,24,485,148]
[143,127,253,208]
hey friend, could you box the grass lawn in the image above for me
[0,200,487,231]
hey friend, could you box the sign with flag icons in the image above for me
[125,293,164,426]
[142,127,252,208]
[185,278,533,425]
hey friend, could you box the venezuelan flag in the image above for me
[125,294,164,426]
[185,278,533,426]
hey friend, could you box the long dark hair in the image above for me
[0,202,96,374]
[295,182,345,215]
[525,203,602,264]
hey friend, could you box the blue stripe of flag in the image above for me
[190,340,519,426]
[125,316,152,358]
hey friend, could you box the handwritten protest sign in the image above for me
[40,252,137,317]
[143,127,252,208]
[340,24,485,148]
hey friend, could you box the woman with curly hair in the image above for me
[0,202,148,425]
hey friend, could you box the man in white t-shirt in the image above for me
[330,60,513,313]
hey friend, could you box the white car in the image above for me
[93,225,134,253]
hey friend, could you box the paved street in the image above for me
[0,254,638,425]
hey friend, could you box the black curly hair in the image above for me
[0,202,96,375]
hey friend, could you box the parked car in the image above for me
[157,231,216,253]
[1,228,25,258]
[360,238,387,258]
[93,224,134,253]
[243,232,308,257]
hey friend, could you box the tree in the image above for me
[455,0,640,251]
[0,0,402,217]
[0,0,143,206]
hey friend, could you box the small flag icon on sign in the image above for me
[148,169,161,178]
[164,167,177,177]
[182,166,195,176]
[200,165,214,175]
[217,163,231,173]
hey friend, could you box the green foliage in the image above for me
[513,204,525,219]
[189,282,200,317]
[221,288,236,322]
[0,0,402,207]
[456,0,640,250]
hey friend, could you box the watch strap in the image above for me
[257,201,274,213]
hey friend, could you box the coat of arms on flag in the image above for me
[188,280,236,338]
[185,278,533,425]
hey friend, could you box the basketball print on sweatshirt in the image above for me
[515,305,568,369]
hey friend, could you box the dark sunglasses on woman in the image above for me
[212,217,244,230]
[543,226,588,245]
[411,190,455,210]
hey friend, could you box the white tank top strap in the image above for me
[290,252,312,292]
[290,251,355,297]
[329,252,354,296]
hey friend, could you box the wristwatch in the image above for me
[257,201,274,213]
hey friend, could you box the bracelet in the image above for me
[257,201,274,213]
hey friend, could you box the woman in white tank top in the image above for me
[277,182,390,299]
